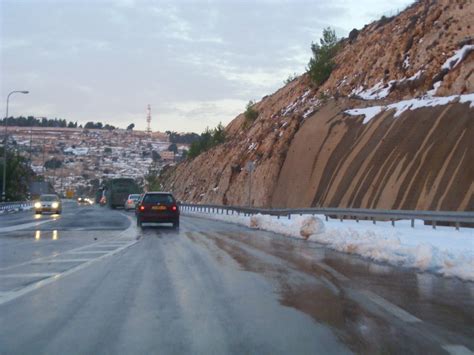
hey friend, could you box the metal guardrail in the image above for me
[0,201,33,212]
[180,203,474,230]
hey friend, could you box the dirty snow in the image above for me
[184,210,474,281]
[406,70,422,81]
[403,56,410,69]
[352,80,396,100]
[345,106,384,124]
[248,143,258,151]
[459,93,474,108]
[345,93,474,124]
[427,81,442,96]
[441,44,474,70]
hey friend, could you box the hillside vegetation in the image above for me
[161,0,474,211]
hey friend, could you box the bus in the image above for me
[103,178,141,209]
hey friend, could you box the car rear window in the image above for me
[130,194,140,200]
[143,194,174,204]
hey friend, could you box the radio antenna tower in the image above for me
[146,104,152,134]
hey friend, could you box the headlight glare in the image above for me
[51,202,59,208]
[34,202,41,208]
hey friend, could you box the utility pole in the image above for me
[246,161,255,207]
[42,137,46,176]
[29,129,33,163]
[146,104,152,135]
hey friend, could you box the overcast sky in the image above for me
[1,0,413,133]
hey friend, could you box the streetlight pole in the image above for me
[2,90,29,202]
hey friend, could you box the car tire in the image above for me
[35,211,41,215]
[137,218,142,228]
[173,220,180,229]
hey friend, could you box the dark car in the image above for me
[136,192,179,228]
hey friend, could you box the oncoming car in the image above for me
[34,194,62,214]
[77,196,92,205]
[136,192,179,228]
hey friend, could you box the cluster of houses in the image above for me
[8,126,188,197]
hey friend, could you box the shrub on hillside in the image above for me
[308,27,340,86]
[187,123,226,159]
[244,101,259,127]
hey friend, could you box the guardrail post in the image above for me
[356,217,359,223]
[339,215,343,222]
[432,221,436,229]
[455,222,460,231]
[325,215,328,221]
[391,219,395,227]
[288,214,291,220]
[372,217,376,225]
[411,219,414,228]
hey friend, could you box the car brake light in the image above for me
[127,199,132,204]
[171,205,177,211]
[139,205,145,211]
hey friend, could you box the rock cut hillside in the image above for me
[162,0,474,211]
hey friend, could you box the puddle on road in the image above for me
[198,230,445,354]
[34,230,59,241]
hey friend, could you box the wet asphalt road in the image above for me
[0,202,473,354]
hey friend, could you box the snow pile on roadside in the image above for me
[184,210,474,281]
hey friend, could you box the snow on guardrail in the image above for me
[0,201,34,214]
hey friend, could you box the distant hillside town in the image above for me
[6,126,190,197]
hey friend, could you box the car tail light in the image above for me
[139,205,145,211]
[171,205,177,211]
[127,199,132,204]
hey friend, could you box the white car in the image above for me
[35,194,62,214]
[124,194,141,210]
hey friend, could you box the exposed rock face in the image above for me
[272,98,473,211]
[161,0,474,211]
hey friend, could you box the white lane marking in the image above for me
[0,237,128,272]
[66,251,109,254]
[0,214,138,306]
[32,259,92,263]
[443,345,474,355]
[314,262,350,282]
[0,240,137,306]
[0,273,58,278]
[83,245,120,248]
[0,219,56,233]
[359,290,421,323]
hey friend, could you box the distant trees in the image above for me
[145,166,162,191]
[126,123,135,131]
[152,150,161,162]
[167,131,200,144]
[308,27,340,86]
[2,116,69,128]
[0,147,35,200]
[168,143,178,153]
[188,123,226,159]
